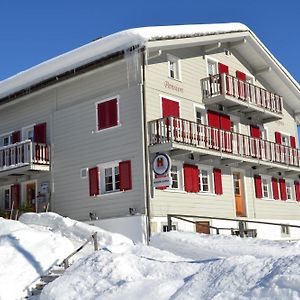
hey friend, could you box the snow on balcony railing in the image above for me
[201,74,283,115]
[0,140,50,171]
[149,117,300,168]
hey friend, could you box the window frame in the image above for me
[285,179,295,201]
[167,54,181,81]
[193,104,207,125]
[22,124,35,142]
[206,56,219,77]
[167,161,183,191]
[197,165,214,194]
[0,132,13,147]
[261,175,272,200]
[99,161,121,195]
[95,96,120,133]
[281,225,290,237]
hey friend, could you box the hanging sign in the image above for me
[152,153,171,176]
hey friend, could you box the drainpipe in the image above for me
[140,47,160,244]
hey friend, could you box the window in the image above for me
[1,134,12,147]
[207,59,218,76]
[199,168,213,193]
[23,126,34,141]
[281,225,290,236]
[168,55,181,80]
[96,97,119,131]
[281,134,290,147]
[262,176,272,199]
[170,166,179,189]
[80,168,88,179]
[104,166,120,193]
[194,106,206,125]
[286,180,294,201]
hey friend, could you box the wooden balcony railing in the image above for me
[149,117,300,168]
[201,73,283,115]
[0,140,50,172]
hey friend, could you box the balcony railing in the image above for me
[149,117,300,168]
[201,73,283,115]
[0,140,50,172]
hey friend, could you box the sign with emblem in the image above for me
[152,153,171,176]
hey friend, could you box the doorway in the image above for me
[233,172,247,217]
[25,182,36,211]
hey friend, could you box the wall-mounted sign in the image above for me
[164,80,184,93]
[152,153,171,176]
[153,175,172,188]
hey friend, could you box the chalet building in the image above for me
[0,23,300,242]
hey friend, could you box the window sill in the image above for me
[96,191,124,198]
[95,124,121,134]
[162,189,216,196]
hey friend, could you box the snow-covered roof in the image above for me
[0,23,248,100]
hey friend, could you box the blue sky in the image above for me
[0,0,299,83]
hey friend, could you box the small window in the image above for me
[262,177,272,199]
[198,168,213,193]
[96,97,119,131]
[281,134,290,147]
[1,134,12,147]
[168,55,181,80]
[170,166,179,189]
[196,110,202,124]
[103,165,120,193]
[195,107,206,125]
[80,168,88,179]
[207,59,218,76]
[286,180,294,201]
[281,225,290,236]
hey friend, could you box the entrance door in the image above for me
[233,172,247,217]
[26,182,36,211]
[196,221,210,234]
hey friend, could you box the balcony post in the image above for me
[220,73,226,96]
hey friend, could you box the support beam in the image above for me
[169,149,189,157]
[254,66,272,76]
[220,158,238,166]
[198,154,215,163]
[229,38,247,49]
[203,42,221,53]
[227,105,243,113]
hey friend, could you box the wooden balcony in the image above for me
[149,117,300,173]
[0,140,50,178]
[200,74,283,123]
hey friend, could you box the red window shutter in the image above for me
[275,132,282,144]
[236,70,246,81]
[119,160,132,191]
[254,175,262,198]
[184,164,199,193]
[219,114,231,131]
[294,181,300,202]
[97,99,118,130]
[218,63,229,74]
[207,110,220,128]
[34,123,47,143]
[290,136,296,148]
[279,179,287,201]
[250,125,260,138]
[11,184,20,208]
[12,131,21,143]
[89,167,99,196]
[162,98,180,118]
[213,168,223,195]
[272,178,279,200]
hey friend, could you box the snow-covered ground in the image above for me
[1,213,300,299]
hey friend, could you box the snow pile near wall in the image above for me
[19,212,133,251]
[41,231,300,300]
[0,217,74,300]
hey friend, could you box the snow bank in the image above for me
[0,217,74,300]
[150,231,300,260]
[19,212,133,251]
[41,232,300,300]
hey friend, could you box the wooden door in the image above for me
[233,172,246,217]
[196,221,210,234]
[26,182,36,211]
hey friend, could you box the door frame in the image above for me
[231,168,248,217]
[21,180,37,210]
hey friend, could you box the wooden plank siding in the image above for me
[0,57,147,220]
[145,45,300,221]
